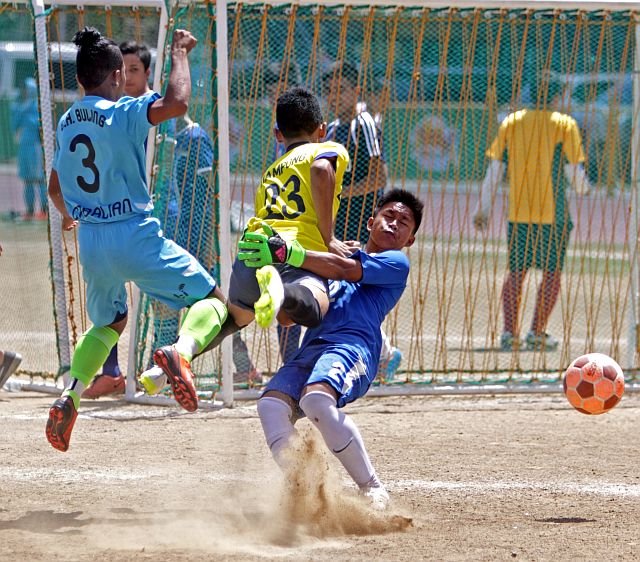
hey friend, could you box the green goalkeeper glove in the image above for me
[238,222,306,268]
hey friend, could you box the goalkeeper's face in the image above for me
[367,202,416,252]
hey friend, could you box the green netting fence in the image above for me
[1,2,638,396]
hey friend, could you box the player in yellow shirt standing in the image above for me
[146,87,351,406]
[473,80,591,351]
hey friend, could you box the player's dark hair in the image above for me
[73,27,123,90]
[276,87,323,137]
[374,189,424,233]
[322,61,359,88]
[119,40,151,71]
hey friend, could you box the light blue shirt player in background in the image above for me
[45,27,228,453]
[242,189,424,510]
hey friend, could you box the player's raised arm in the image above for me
[148,29,197,125]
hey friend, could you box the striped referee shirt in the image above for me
[325,107,383,186]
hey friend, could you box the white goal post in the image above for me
[3,0,640,403]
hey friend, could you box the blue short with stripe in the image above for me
[263,339,375,408]
[78,215,216,326]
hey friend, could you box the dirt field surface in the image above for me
[1,390,639,562]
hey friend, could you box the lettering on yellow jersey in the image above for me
[262,153,307,183]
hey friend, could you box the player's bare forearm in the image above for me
[48,170,77,230]
[310,158,337,248]
[303,250,362,282]
[48,170,67,218]
[148,30,197,125]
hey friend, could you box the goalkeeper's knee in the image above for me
[281,284,323,328]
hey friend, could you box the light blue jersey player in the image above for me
[241,188,424,510]
[46,27,228,453]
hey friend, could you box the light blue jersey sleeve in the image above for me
[113,93,160,145]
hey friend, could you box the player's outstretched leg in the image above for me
[154,296,227,411]
[46,395,78,452]
[255,265,284,329]
[46,325,119,452]
[299,390,389,510]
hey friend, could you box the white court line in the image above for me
[0,466,162,482]
[391,479,640,499]
[2,465,639,499]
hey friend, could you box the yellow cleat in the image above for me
[254,265,284,329]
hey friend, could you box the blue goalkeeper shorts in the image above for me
[78,216,216,326]
[263,339,375,408]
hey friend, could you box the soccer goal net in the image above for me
[1,0,638,402]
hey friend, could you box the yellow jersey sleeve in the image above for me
[486,114,512,161]
[559,115,585,164]
[251,141,349,252]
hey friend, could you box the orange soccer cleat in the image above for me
[153,346,199,412]
[46,395,78,452]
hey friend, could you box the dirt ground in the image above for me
[1,390,639,562]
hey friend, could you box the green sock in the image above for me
[64,326,119,408]
[178,297,227,360]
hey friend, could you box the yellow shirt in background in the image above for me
[486,109,585,224]
[251,141,349,251]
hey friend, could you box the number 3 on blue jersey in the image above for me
[264,173,306,220]
[70,133,100,193]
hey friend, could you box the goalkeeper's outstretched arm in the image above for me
[301,250,363,282]
[238,224,363,280]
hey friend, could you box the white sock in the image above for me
[174,335,199,362]
[257,396,296,470]
[299,391,378,488]
[141,365,167,390]
[65,377,87,397]
[380,327,393,361]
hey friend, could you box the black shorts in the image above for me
[227,257,329,311]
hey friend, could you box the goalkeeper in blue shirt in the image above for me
[238,188,423,510]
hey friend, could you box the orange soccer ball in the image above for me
[562,353,625,415]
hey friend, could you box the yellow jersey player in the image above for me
[473,80,590,352]
[140,87,351,401]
